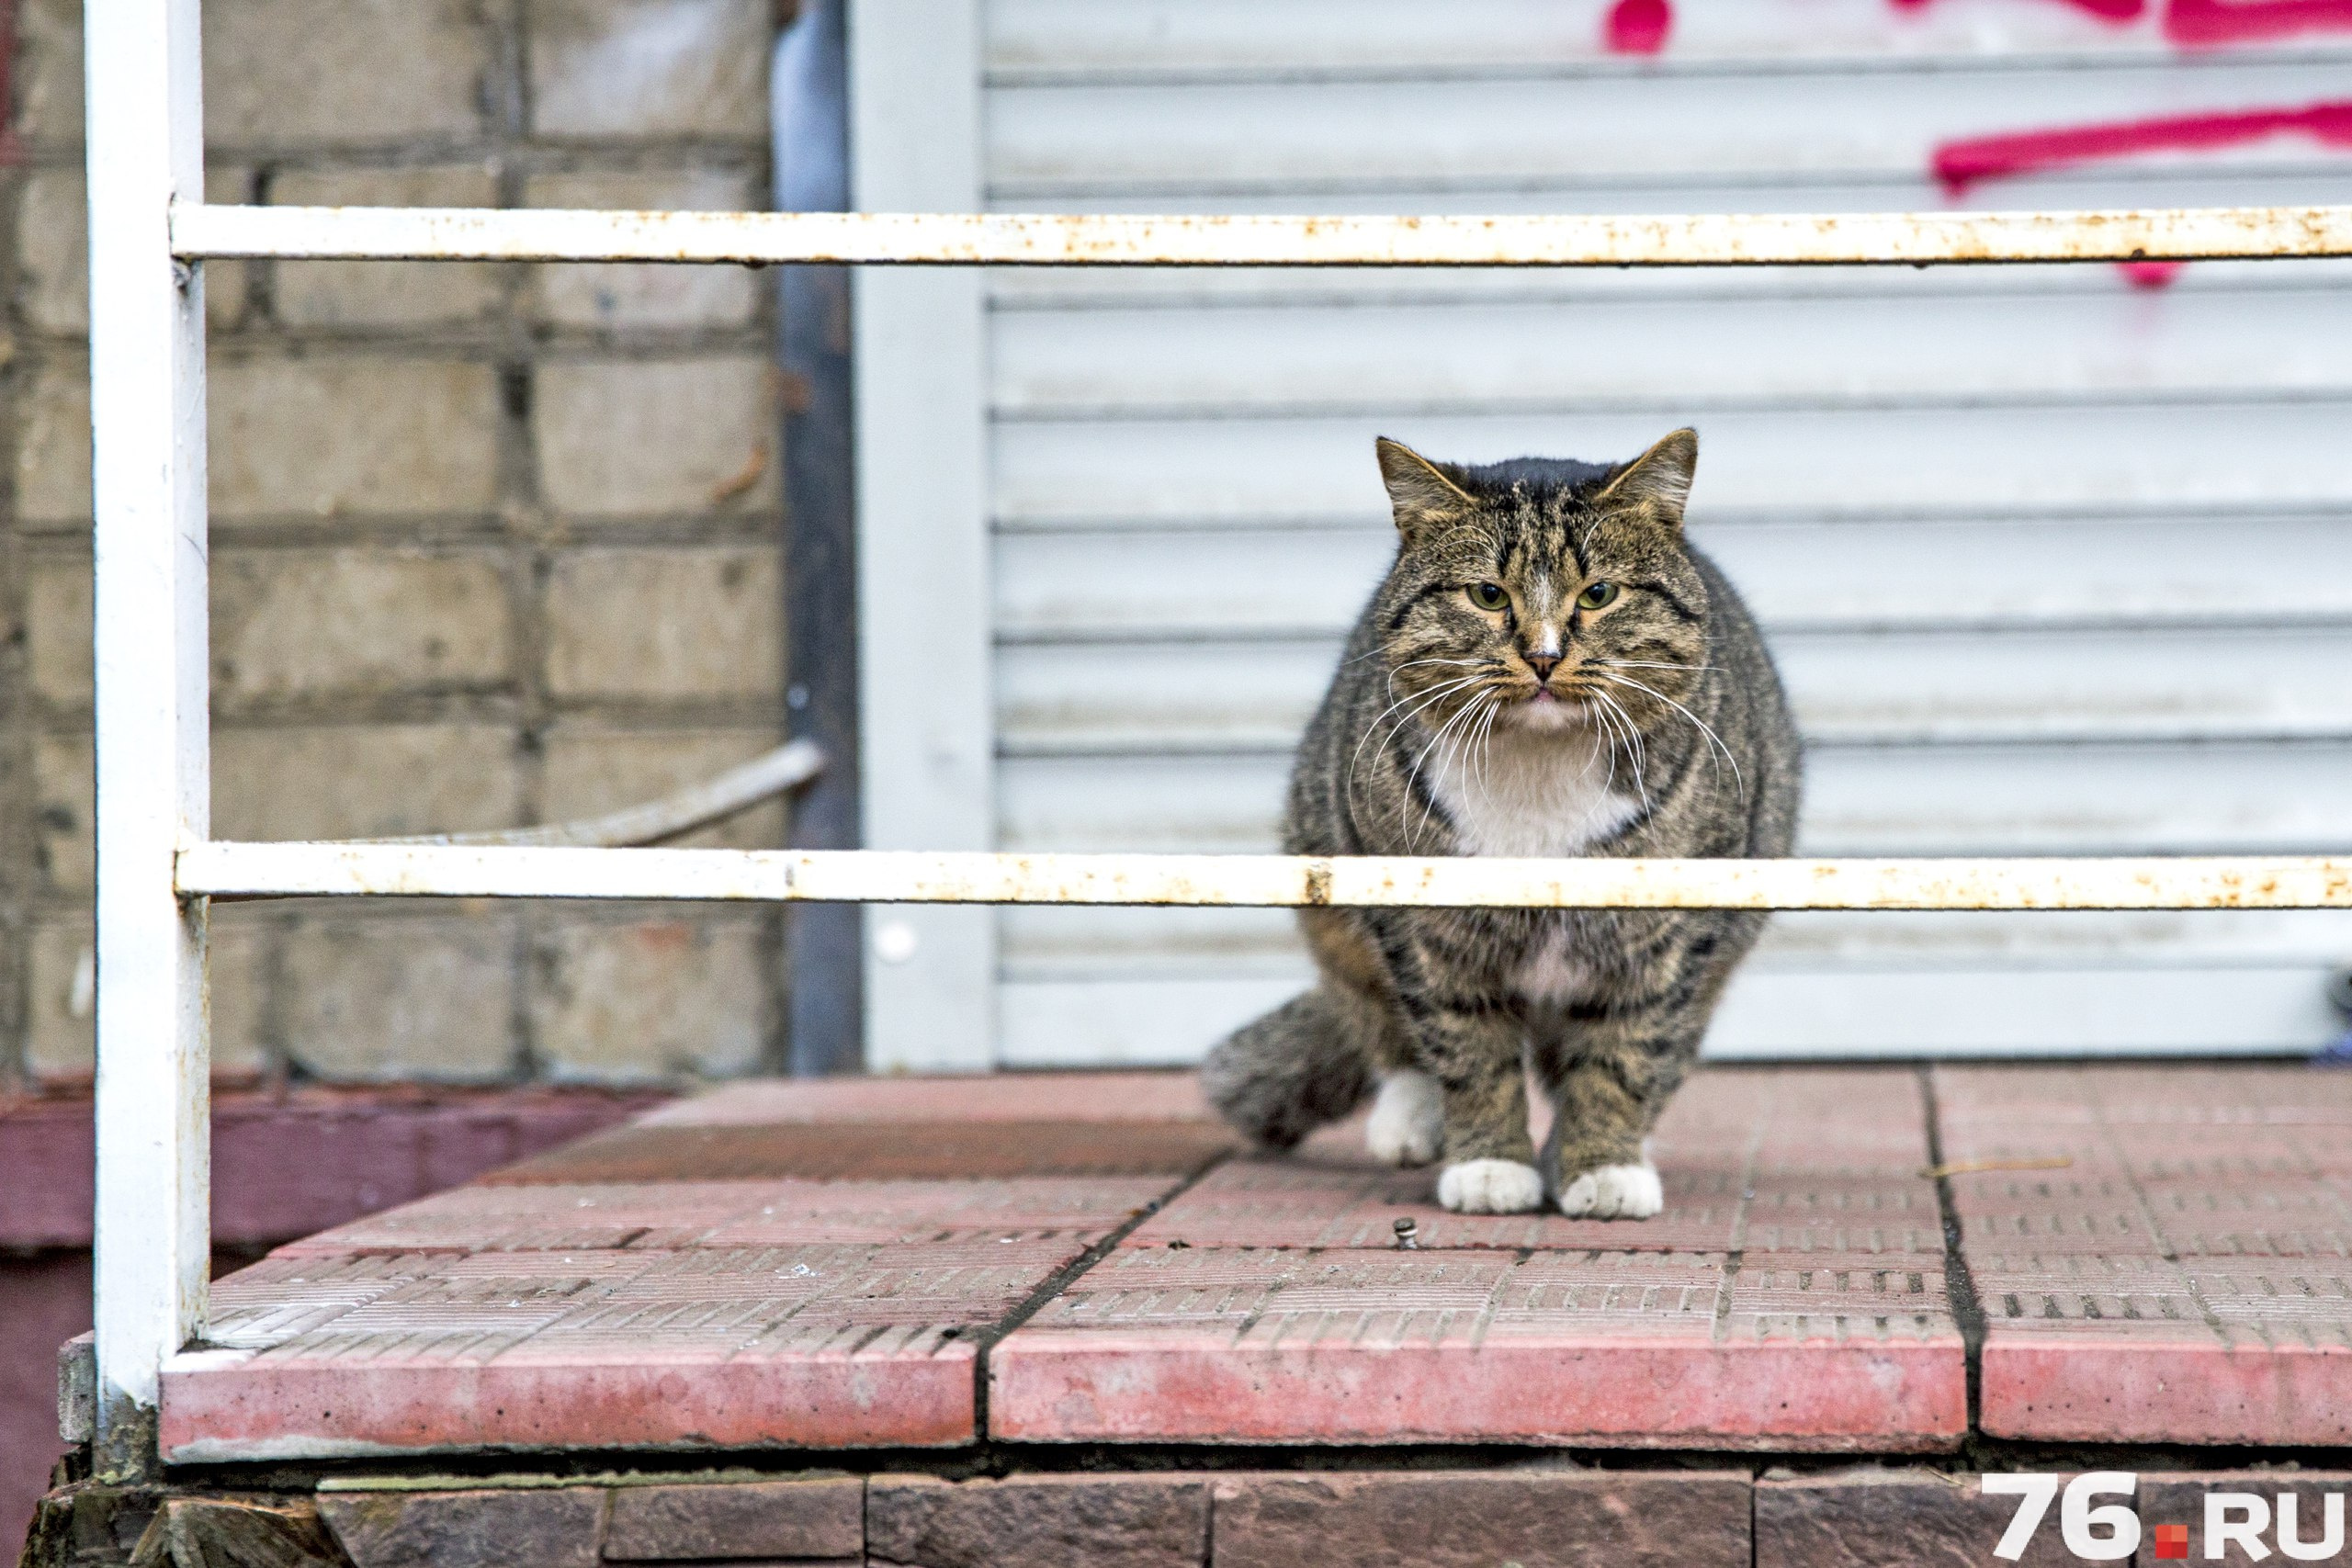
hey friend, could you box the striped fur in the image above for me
[1202,430,1802,1215]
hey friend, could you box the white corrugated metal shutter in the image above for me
[852,0,2352,1070]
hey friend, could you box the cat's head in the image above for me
[1371,428,1710,739]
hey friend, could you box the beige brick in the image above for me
[528,0,770,141]
[205,0,487,145]
[17,0,84,145]
[213,723,520,840]
[280,914,517,1082]
[209,357,502,520]
[23,910,269,1084]
[18,168,88,337]
[42,724,519,897]
[25,917,95,1085]
[526,168,761,331]
[33,733,93,894]
[17,357,92,528]
[273,165,503,329]
[530,913,767,1082]
[540,725,786,849]
[534,355,775,516]
[205,909,274,1081]
[544,546,780,700]
[211,547,511,705]
[25,553,92,706]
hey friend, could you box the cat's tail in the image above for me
[1201,987,1373,1150]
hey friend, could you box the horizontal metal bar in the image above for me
[171,202,2352,268]
[177,842,2352,910]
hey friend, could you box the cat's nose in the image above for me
[1525,653,1560,682]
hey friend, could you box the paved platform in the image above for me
[155,1064,2352,1461]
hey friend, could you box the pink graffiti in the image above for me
[1890,0,2146,18]
[2165,0,2352,46]
[1888,0,2352,43]
[1934,99,2352,196]
[1603,0,1673,54]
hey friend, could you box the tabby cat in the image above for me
[1202,429,1801,1216]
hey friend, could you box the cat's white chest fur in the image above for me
[1426,715,1634,1009]
[1426,716,1642,859]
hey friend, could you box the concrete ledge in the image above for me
[1209,1470,1750,1568]
[991,1309,1965,1450]
[867,1472,1210,1568]
[40,1467,2352,1568]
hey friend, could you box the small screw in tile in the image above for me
[1393,1216,1419,1250]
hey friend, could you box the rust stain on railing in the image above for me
[172,203,2352,268]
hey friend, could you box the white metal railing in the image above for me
[174,200,2352,267]
[180,844,2352,912]
[83,0,2352,1478]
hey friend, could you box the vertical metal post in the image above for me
[848,0,997,1072]
[85,0,210,1477]
[775,0,864,1075]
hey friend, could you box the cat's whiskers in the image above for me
[1468,689,1505,807]
[1410,682,1514,846]
[1456,691,1508,829]
[1592,689,1649,807]
[1592,671,1746,798]
[1385,656,1495,706]
[1541,678,1625,804]
[1402,682,1498,846]
[1346,674,1489,814]
[1355,673,1481,757]
[1350,673,1483,784]
[1574,686,1642,813]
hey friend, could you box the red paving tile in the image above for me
[1940,1066,2352,1445]
[694,1177,1173,1246]
[493,1072,1235,1183]
[273,1181,789,1255]
[1126,1067,1938,1257]
[1121,1156,1749,1253]
[164,1234,1085,1460]
[483,1117,1239,1182]
[639,1071,1214,1127]
[164,1168,1182,1461]
[989,1245,1963,1449]
[999,1068,1963,1449]
[275,1175,1169,1255]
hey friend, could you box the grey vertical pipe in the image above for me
[775,0,863,1075]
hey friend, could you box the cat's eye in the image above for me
[1466,582,1510,611]
[1577,581,1621,611]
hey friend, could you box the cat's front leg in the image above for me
[1540,1031,1688,1221]
[1414,1006,1544,1213]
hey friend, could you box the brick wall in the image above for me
[0,0,793,1089]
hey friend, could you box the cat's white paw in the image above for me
[1556,1162,1665,1220]
[1436,1158,1546,1214]
[1365,1070,1443,1168]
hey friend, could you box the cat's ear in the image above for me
[1374,437,1475,546]
[1595,427,1698,528]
